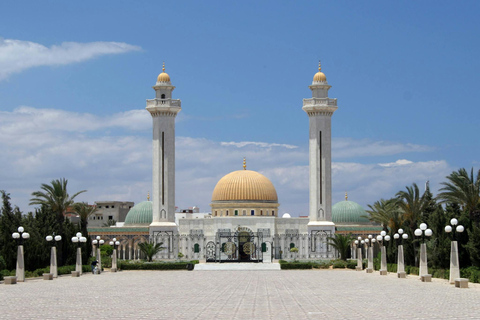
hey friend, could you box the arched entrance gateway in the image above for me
[215,227,263,263]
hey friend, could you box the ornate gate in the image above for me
[205,241,216,262]
[216,227,263,262]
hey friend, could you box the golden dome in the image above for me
[211,170,278,202]
[157,62,171,83]
[313,61,327,82]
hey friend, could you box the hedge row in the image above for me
[0,265,91,280]
[118,261,199,271]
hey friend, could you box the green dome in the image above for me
[332,200,370,224]
[124,201,153,225]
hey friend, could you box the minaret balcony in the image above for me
[147,98,181,108]
[302,98,337,107]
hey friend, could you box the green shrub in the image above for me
[280,262,313,270]
[431,268,449,280]
[346,260,357,269]
[387,263,397,273]
[118,261,198,270]
[279,260,288,264]
[332,260,347,269]
[409,266,419,275]
[313,261,332,269]
[461,266,480,283]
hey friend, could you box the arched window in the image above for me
[290,243,295,249]
[272,211,275,216]
[234,210,238,216]
[260,210,263,216]
[161,94,166,99]
[194,243,200,253]
[251,210,255,216]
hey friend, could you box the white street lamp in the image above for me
[12,226,29,282]
[109,238,120,272]
[415,223,433,281]
[445,218,465,284]
[394,229,408,278]
[377,232,389,275]
[46,234,62,278]
[71,233,86,275]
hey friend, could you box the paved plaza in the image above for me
[1,269,480,319]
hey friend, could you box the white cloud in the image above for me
[333,138,433,158]
[0,106,454,218]
[378,159,414,167]
[0,38,141,80]
[221,141,298,149]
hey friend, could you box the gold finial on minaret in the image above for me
[147,191,150,201]
[318,60,322,72]
[345,192,348,201]
[243,157,246,170]
[162,61,165,73]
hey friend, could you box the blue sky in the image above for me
[1,1,479,215]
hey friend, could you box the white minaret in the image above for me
[146,63,181,231]
[303,62,337,235]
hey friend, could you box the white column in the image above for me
[76,247,82,274]
[419,243,428,276]
[449,241,460,284]
[367,246,374,270]
[397,245,405,274]
[111,249,118,272]
[356,247,363,270]
[16,245,25,282]
[380,246,387,272]
[50,247,58,278]
[97,248,102,274]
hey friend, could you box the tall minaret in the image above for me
[146,63,181,230]
[302,62,337,232]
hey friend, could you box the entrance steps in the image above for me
[194,262,281,271]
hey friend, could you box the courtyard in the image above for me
[1,269,479,319]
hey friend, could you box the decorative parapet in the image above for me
[302,97,337,107]
[146,98,181,108]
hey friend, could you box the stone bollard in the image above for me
[454,278,469,288]
[71,271,80,277]
[43,273,53,280]
[4,276,17,285]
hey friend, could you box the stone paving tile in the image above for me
[1,269,480,319]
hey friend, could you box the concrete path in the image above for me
[1,269,479,319]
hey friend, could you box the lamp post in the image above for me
[445,218,464,284]
[109,238,120,272]
[12,226,30,282]
[71,232,87,275]
[46,234,62,278]
[414,223,433,281]
[354,237,364,271]
[376,231,391,275]
[92,236,104,274]
[365,235,375,273]
[393,229,408,278]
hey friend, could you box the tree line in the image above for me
[365,167,480,269]
[0,178,95,271]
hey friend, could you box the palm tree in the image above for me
[437,168,480,223]
[29,178,86,265]
[396,183,427,228]
[102,219,117,227]
[138,241,164,262]
[73,202,97,233]
[365,198,404,232]
[327,234,353,260]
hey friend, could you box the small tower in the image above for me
[146,63,181,234]
[303,62,337,240]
